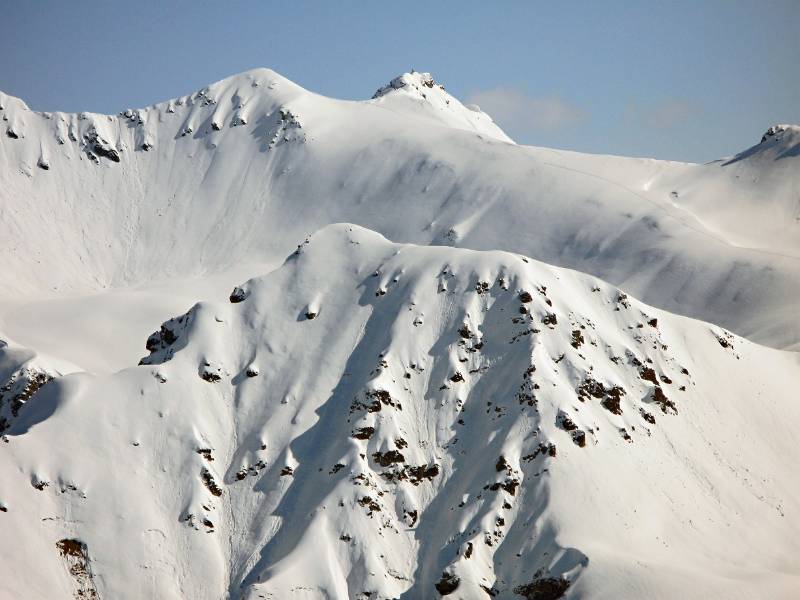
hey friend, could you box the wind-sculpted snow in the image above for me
[1,225,798,599]
[1,69,799,354]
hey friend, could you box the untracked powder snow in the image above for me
[1,69,799,600]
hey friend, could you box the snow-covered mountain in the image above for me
[1,70,799,599]
[3,224,799,599]
[1,68,799,357]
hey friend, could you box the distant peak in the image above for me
[194,67,303,100]
[371,71,445,99]
[760,124,800,143]
[205,67,290,89]
[370,71,514,144]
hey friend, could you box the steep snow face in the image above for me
[2,225,798,600]
[0,68,799,353]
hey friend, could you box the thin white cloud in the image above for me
[466,87,587,132]
[634,99,700,129]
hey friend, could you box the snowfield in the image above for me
[0,69,799,599]
[1,68,799,354]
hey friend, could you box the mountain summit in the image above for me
[370,71,513,142]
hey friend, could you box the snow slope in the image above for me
[1,68,800,599]
[1,224,798,599]
[652,123,800,256]
[1,68,799,359]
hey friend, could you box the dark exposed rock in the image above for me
[651,386,677,414]
[200,369,221,383]
[475,281,490,294]
[405,509,419,526]
[407,463,440,483]
[522,443,557,461]
[577,377,625,414]
[514,576,570,600]
[358,495,380,513]
[435,572,460,596]
[381,462,440,485]
[352,426,375,440]
[141,313,193,362]
[557,412,577,431]
[486,477,520,496]
[0,369,53,424]
[601,385,625,415]
[146,325,177,352]
[229,286,248,303]
[639,366,658,384]
[577,377,606,400]
[200,469,223,496]
[496,455,510,472]
[56,538,98,599]
[234,459,267,481]
[84,130,120,162]
[761,124,788,143]
[571,430,586,447]
[372,449,405,467]
[570,329,584,348]
[351,389,402,414]
[517,388,537,407]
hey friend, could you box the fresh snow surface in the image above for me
[1,69,800,599]
[2,225,800,599]
[0,68,799,358]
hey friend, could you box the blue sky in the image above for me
[1,1,797,162]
